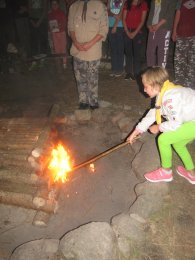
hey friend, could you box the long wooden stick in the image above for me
[71,141,130,172]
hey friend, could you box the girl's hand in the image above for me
[111,27,117,34]
[151,24,159,32]
[74,41,86,51]
[128,31,136,39]
[81,41,93,51]
[172,31,177,42]
[149,124,160,134]
[127,130,141,144]
[148,25,154,32]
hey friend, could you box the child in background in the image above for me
[48,0,67,69]
[172,0,195,89]
[107,0,125,77]
[146,0,177,68]
[127,66,195,184]
[123,0,148,80]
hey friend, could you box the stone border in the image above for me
[10,101,170,260]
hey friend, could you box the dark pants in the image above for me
[124,29,144,77]
[109,27,124,73]
[29,18,48,57]
[15,17,31,58]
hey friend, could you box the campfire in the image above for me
[26,138,135,226]
[48,143,72,183]
[29,137,139,189]
[45,141,131,184]
[47,143,96,184]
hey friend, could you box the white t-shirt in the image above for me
[152,0,161,25]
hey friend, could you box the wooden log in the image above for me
[0,143,35,150]
[33,184,60,210]
[32,211,51,227]
[34,186,50,200]
[0,158,29,167]
[32,184,60,213]
[0,190,57,213]
[0,170,47,185]
[0,153,28,161]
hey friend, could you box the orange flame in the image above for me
[48,143,72,183]
[89,163,95,173]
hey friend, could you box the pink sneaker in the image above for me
[176,166,195,184]
[144,168,173,183]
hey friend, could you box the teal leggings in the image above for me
[158,122,195,170]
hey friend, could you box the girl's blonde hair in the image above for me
[142,66,169,89]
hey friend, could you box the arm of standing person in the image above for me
[69,20,106,52]
[123,2,148,39]
[151,0,177,32]
[68,2,108,52]
[36,0,48,27]
[172,9,180,42]
[146,0,155,31]
[81,2,108,51]
[69,31,86,51]
[81,34,104,51]
[129,9,148,38]
[122,7,129,36]
[68,3,85,51]
[108,0,125,33]
[151,18,166,32]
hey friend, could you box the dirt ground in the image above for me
[0,58,195,259]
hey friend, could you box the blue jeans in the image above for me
[124,30,144,77]
[109,27,124,73]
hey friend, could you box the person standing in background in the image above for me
[108,0,125,77]
[146,0,177,68]
[68,0,108,110]
[172,0,195,89]
[123,0,148,80]
[14,0,31,59]
[28,0,48,70]
[48,0,67,70]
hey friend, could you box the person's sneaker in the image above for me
[29,61,39,71]
[7,43,18,54]
[39,59,45,68]
[79,103,89,110]
[114,72,123,77]
[176,166,195,184]
[144,168,173,183]
[90,103,99,110]
[124,73,135,80]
